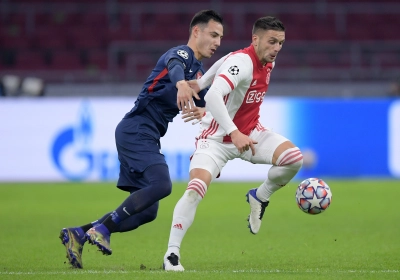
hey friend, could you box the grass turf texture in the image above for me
[0,180,399,280]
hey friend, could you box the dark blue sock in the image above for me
[102,210,121,233]
[92,212,112,226]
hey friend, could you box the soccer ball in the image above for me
[295,178,332,214]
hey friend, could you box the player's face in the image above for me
[195,20,224,60]
[253,30,285,65]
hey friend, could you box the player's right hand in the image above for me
[230,130,258,155]
[182,107,205,124]
[176,80,200,112]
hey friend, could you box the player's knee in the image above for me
[179,178,208,206]
[288,156,303,173]
[145,164,172,198]
[276,147,303,172]
[184,189,203,204]
[157,179,172,198]
[142,203,159,223]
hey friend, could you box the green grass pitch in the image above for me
[1,180,399,279]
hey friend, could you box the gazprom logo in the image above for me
[51,101,119,181]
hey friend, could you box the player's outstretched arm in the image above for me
[204,77,237,134]
[187,53,231,95]
[167,58,200,112]
[176,81,200,113]
[197,53,231,90]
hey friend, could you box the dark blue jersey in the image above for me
[124,45,207,138]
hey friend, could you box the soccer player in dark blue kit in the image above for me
[59,10,224,269]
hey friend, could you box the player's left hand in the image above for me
[182,107,205,124]
[187,79,200,94]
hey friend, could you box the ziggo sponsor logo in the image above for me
[246,90,265,103]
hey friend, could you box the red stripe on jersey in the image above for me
[223,94,229,103]
[200,119,219,139]
[200,94,229,139]
[148,68,168,93]
[190,138,199,161]
[225,123,265,142]
[219,74,234,89]
[255,122,266,131]
[206,120,218,138]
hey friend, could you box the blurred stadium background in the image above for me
[1,0,400,182]
[0,0,399,97]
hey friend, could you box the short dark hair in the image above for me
[189,10,223,35]
[252,16,285,34]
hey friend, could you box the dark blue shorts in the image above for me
[115,117,167,191]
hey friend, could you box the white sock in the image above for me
[166,178,207,256]
[256,147,303,201]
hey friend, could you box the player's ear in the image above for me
[252,34,259,46]
[192,25,200,38]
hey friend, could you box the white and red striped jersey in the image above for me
[198,44,274,143]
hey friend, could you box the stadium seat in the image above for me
[80,13,108,26]
[15,50,48,70]
[0,0,398,79]
[87,49,108,70]
[304,53,333,68]
[50,50,83,69]
[67,27,106,49]
[33,26,68,49]
[374,53,400,68]
[335,53,353,69]
[346,25,375,41]
[275,52,300,68]
[2,35,33,50]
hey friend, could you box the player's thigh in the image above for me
[117,132,166,189]
[190,154,217,184]
[242,129,289,165]
[190,139,236,180]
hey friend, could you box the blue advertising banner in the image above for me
[289,98,397,179]
[0,97,398,182]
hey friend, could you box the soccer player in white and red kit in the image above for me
[163,16,303,271]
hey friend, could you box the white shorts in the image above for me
[190,128,289,179]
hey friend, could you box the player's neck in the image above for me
[187,42,202,61]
